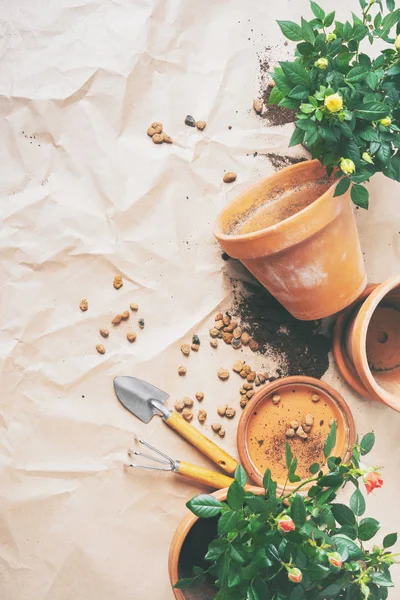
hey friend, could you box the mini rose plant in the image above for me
[175,426,398,599]
[268,0,400,209]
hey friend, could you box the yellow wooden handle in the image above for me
[177,461,235,489]
[165,412,238,474]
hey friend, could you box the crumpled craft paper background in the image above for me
[0,0,399,598]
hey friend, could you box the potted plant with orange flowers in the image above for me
[214,0,400,321]
[171,428,397,600]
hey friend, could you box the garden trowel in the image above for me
[114,375,238,474]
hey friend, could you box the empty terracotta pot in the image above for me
[214,160,367,320]
[169,487,263,600]
[334,276,400,412]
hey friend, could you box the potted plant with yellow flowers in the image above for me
[214,0,400,321]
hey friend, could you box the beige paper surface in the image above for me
[1,1,399,598]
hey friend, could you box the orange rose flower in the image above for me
[364,471,383,494]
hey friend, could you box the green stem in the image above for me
[281,476,319,500]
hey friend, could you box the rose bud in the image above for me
[364,471,384,494]
[328,552,342,568]
[278,515,295,532]
[288,567,303,584]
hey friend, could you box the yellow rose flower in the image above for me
[340,158,356,175]
[324,93,343,113]
[315,57,328,70]
[380,116,391,127]
[395,34,400,50]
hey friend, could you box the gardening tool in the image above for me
[125,433,236,489]
[114,376,238,474]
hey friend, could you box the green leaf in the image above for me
[318,584,342,598]
[309,462,320,474]
[174,577,197,589]
[319,472,343,487]
[385,152,400,182]
[280,97,299,109]
[291,494,307,527]
[227,480,245,510]
[289,128,305,148]
[272,69,292,95]
[266,544,280,562]
[246,496,267,514]
[324,420,337,458]
[334,178,351,197]
[346,139,361,167]
[308,563,331,580]
[315,109,323,121]
[304,129,319,146]
[204,538,229,561]
[280,61,309,85]
[366,72,380,90]
[386,0,395,11]
[343,21,353,40]
[230,544,246,564]
[332,534,365,560]
[297,42,314,55]
[381,10,400,34]
[331,503,356,526]
[277,20,304,42]
[288,85,310,100]
[301,17,315,45]
[371,571,393,587]
[324,11,335,27]
[247,583,261,600]
[286,441,293,469]
[290,586,305,600]
[187,494,223,518]
[350,488,366,516]
[358,517,380,541]
[296,119,317,131]
[346,66,369,83]
[339,122,354,138]
[359,128,381,142]
[387,64,400,76]
[300,103,316,114]
[263,467,271,490]
[377,142,391,164]
[357,103,390,121]
[311,1,325,20]
[268,86,285,105]
[360,432,375,455]
[235,464,248,487]
[351,184,369,209]
[218,510,239,535]
[383,532,398,548]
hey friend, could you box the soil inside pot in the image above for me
[178,517,217,600]
[246,382,344,485]
[229,179,331,235]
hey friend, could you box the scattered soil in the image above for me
[264,429,324,479]
[227,271,330,379]
[260,84,295,127]
[264,153,307,171]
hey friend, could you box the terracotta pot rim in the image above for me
[213,159,339,244]
[333,284,380,400]
[236,376,356,490]
[350,275,400,412]
[169,486,263,600]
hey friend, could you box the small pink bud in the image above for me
[288,567,302,584]
[278,515,295,532]
[328,552,342,568]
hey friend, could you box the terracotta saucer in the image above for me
[333,284,378,400]
[237,376,356,491]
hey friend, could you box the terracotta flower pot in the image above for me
[333,276,400,412]
[214,159,367,320]
[236,376,356,491]
[169,487,263,600]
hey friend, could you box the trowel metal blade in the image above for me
[113,376,170,424]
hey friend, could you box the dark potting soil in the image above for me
[264,153,307,170]
[260,84,296,126]
[227,269,331,379]
[178,517,217,600]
